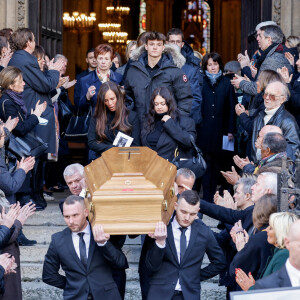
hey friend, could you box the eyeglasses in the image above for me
[263,93,285,101]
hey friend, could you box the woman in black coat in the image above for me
[197,52,236,202]
[141,87,196,162]
[88,81,140,160]
[0,66,46,210]
[229,194,277,291]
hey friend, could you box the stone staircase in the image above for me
[20,193,226,300]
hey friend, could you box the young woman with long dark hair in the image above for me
[141,86,196,161]
[88,81,140,160]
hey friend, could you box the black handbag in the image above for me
[172,135,207,178]
[64,106,92,142]
[8,132,48,158]
[58,100,73,136]
[2,99,48,158]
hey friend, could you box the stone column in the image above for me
[273,0,300,37]
[0,0,28,30]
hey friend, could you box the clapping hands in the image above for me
[0,253,17,275]
[0,203,20,229]
[220,166,240,186]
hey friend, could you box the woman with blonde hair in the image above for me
[235,211,298,290]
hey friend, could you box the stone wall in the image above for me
[272,0,300,36]
[0,0,28,30]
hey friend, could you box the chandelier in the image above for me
[98,1,129,44]
[102,32,128,43]
[106,6,130,15]
[98,23,121,31]
[63,12,96,32]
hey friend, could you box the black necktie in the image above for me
[179,227,187,262]
[78,232,87,268]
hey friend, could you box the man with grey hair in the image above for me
[175,168,196,195]
[213,177,256,293]
[251,81,300,161]
[251,172,277,202]
[232,24,292,96]
[63,163,85,196]
[59,164,85,213]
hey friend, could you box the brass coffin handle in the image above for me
[162,200,168,211]
[170,186,175,197]
[90,202,95,214]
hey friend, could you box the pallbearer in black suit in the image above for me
[42,195,128,300]
[145,190,226,300]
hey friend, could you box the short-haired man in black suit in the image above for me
[145,190,226,300]
[42,195,128,300]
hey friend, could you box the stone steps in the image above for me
[19,198,226,299]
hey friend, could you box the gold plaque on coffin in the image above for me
[84,147,177,235]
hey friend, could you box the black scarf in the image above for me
[256,43,278,73]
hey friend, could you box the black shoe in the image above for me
[36,194,47,209]
[58,183,68,190]
[48,186,64,193]
[18,195,44,210]
[18,231,37,246]
[17,193,32,207]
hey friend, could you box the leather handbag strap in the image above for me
[2,98,24,121]
[189,134,203,156]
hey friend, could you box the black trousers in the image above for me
[172,291,184,300]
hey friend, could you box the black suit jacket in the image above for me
[145,219,226,300]
[42,225,128,300]
[253,264,292,289]
[200,200,254,231]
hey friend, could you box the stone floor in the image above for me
[20,191,226,300]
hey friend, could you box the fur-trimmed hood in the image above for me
[130,43,186,69]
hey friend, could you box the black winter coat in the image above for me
[0,95,39,137]
[88,110,140,159]
[8,50,60,153]
[141,116,196,162]
[229,226,274,287]
[251,105,300,163]
[124,51,193,121]
[286,74,300,129]
[197,75,236,153]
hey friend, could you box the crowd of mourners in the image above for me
[0,19,299,300]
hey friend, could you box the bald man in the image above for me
[251,81,300,162]
[234,125,283,172]
[253,219,300,289]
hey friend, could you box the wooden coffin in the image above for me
[84,147,177,234]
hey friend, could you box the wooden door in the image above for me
[28,0,63,57]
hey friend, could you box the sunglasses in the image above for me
[263,93,284,101]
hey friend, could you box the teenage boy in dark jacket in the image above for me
[124,31,193,122]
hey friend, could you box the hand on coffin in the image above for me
[93,224,110,244]
[148,221,167,246]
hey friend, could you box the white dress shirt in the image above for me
[72,222,90,260]
[286,259,300,287]
[172,217,191,291]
